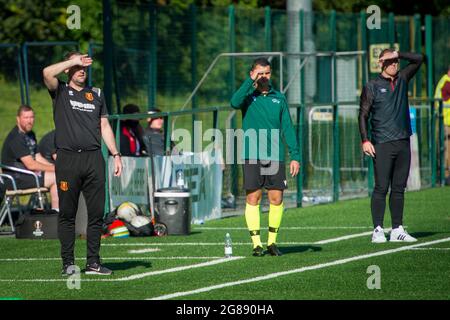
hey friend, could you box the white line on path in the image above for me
[147,237,450,300]
[0,256,244,282]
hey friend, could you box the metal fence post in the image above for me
[265,6,272,52]
[87,42,93,87]
[438,100,445,186]
[229,5,239,198]
[360,10,374,196]
[413,14,422,97]
[388,12,395,48]
[164,114,171,153]
[149,1,157,110]
[102,0,113,115]
[16,44,26,105]
[430,100,436,187]
[21,44,30,106]
[191,4,198,153]
[330,11,340,202]
[296,9,305,208]
[332,59,340,201]
[425,15,434,99]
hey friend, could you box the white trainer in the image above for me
[390,225,417,242]
[371,226,387,243]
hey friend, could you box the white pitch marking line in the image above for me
[147,237,450,300]
[193,226,374,230]
[407,247,450,251]
[128,248,161,254]
[314,230,388,245]
[0,256,224,262]
[0,256,244,282]
[102,229,379,247]
[102,242,308,246]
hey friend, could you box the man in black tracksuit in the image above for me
[359,49,423,243]
[43,52,123,275]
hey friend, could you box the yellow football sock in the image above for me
[268,202,284,246]
[245,203,262,248]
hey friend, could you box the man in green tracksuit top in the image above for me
[231,57,300,257]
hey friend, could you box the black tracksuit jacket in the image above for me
[358,52,423,144]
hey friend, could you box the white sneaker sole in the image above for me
[389,238,417,242]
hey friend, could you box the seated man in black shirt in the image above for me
[1,105,59,210]
[143,108,165,156]
[38,129,56,164]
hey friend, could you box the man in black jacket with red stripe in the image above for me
[359,49,423,243]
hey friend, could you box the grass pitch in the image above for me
[0,187,449,300]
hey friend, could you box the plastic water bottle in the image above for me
[176,169,185,189]
[224,233,232,258]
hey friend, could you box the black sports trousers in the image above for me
[371,138,411,229]
[55,149,105,265]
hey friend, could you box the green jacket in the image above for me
[230,77,300,162]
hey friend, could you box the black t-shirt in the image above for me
[1,126,38,177]
[38,130,56,164]
[49,80,108,152]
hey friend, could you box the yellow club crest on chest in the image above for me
[85,92,94,101]
[60,181,69,191]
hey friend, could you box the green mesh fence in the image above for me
[0,45,22,104]
[432,16,450,87]
[0,45,23,151]
[104,3,447,207]
[0,4,448,211]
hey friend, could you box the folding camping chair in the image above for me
[0,164,49,234]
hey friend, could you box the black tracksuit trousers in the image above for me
[55,149,105,266]
[371,138,411,229]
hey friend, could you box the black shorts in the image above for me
[8,172,45,190]
[243,160,287,191]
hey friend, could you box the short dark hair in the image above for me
[123,103,140,114]
[17,105,33,116]
[379,48,395,60]
[252,57,271,70]
[64,51,83,61]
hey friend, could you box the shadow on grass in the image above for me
[279,245,322,255]
[408,231,438,239]
[102,261,152,271]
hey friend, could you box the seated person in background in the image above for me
[1,105,59,211]
[143,108,165,156]
[120,104,146,157]
[37,129,56,164]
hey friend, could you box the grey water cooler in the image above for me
[154,188,191,235]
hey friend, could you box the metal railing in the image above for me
[105,98,446,214]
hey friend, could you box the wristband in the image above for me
[113,152,122,158]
